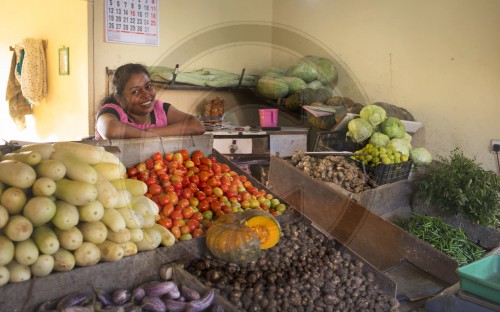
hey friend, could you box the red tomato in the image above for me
[145,177,157,186]
[148,184,162,195]
[199,171,210,183]
[158,194,170,206]
[171,180,183,191]
[220,163,231,173]
[165,152,174,162]
[211,163,221,174]
[198,200,210,212]
[210,201,222,212]
[192,228,204,238]
[206,178,219,188]
[158,216,172,229]
[198,164,210,172]
[162,203,174,217]
[167,191,179,205]
[186,219,200,231]
[192,157,201,167]
[145,159,155,170]
[163,184,174,193]
[203,186,213,196]
[187,183,198,193]
[191,212,203,223]
[170,211,183,221]
[182,188,193,199]
[127,167,138,177]
[222,205,233,214]
[180,225,191,235]
[153,152,163,161]
[177,198,190,210]
[191,150,204,160]
[137,172,149,182]
[195,190,206,201]
[170,226,181,239]
[182,206,195,219]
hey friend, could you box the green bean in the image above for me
[396,212,486,266]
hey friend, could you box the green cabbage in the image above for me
[282,76,307,95]
[403,132,413,143]
[387,138,412,156]
[347,118,373,143]
[301,56,338,85]
[380,117,406,139]
[360,104,387,126]
[286,63,318,83]
[369,132,390,147]
[410,147,432,165]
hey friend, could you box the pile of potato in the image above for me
[0,142,173,287]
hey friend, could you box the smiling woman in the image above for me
[95,63,205,140]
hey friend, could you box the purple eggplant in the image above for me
[140,296,166,312]
[56,293,91,311]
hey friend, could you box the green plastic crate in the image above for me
[457,254,500,304]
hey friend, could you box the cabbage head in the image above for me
[369,132,390,147]
[387,138,412,156]
[286,63,318,83]
[380,117,406,139]
[360,104,387,127]
[410,147,432,166]
[301,56,338,85]
[347,118,373,143]
[403,132,412,143]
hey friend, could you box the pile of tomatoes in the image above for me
[126,149,287,241]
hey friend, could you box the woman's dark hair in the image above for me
[99,63,151,106]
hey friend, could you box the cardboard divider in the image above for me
[267,156,460,302]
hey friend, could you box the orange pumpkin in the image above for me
[205,209,281,265]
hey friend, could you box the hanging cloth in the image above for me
[14,38,47,104]
[5,49,32,130]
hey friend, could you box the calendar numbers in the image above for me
[105,0,159,46]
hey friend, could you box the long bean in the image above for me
[397,212,486,266]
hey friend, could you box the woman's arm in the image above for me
[96,108,205,140]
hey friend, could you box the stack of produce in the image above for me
[289,151,375,193]
[35,262,225,311]
[0,142,174,287]
[125,149,287,243]
[397,213,486,266]
[186,221,400,311]
[255,55,338,108]
[347,104,432,167]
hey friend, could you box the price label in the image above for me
[105,0,159,46]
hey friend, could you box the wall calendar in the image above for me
[105,0,159,46]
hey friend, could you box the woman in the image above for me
[95,63,205,140]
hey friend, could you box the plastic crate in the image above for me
[313,130,363,152]
[457,254,500,304]
[350,157,413,185]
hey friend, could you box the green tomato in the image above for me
[202,210,213,220]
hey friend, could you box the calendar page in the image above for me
[105,0,159,46]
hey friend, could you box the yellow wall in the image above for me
[0,0,89,142]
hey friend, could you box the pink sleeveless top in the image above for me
[95,99,169,140]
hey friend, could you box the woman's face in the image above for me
[119,72,156,115]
